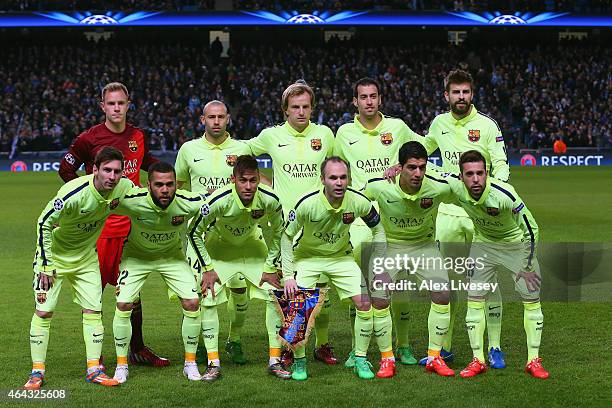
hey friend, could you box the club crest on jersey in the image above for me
[109,198,120,210]
[115,286,121,297]
[380,132,393,145]
[420,198,434,209]
[128,140,138,152]
[171,215,185,226]
[311,138,322,151]
[226,154,238,167]
[487,207,500,216]
[36,293,47,304]
[468,130,480,142]
[342,212,355,224]
[251,209,265,219]
[288,210,296,222]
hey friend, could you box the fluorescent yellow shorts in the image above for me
[295,256,366,300]
[467,242,541,299]
[204,233,275,301]
[33,253,102,312]
[119,256,199,304]
[370,241,449,300]
[181,235,228,306]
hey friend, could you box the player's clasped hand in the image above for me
[201,269,221,298]
[284,278,298,299]
[383,164,402,183]
[259,272,282,289]
[38,271,56,291]
[515,271,541,293]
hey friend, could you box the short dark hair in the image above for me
[94,146,124,169]
[459,150,486,173]
[444,69,474,92]
[354,77,380,98]
[233,155,259,176]
[321,156,350,177]
[398,141,428,166]
[147,161,176,181]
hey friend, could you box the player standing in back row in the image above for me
[245,81,336,366]
[418,70,510,367]
[334,77,421,368]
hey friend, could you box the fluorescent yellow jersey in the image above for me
[281,188,386,277]
[446,175,539,271]
[175,132,251,193]
[364,173,455,243]
[422,105,509,216]
[192,183,284,273]
[246,121,334,212]
[34,175,133,273]
[334,113,420,190]
[113,188,209,266]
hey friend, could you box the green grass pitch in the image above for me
[0,167,611,407]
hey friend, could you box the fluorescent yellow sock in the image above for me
[428,302,450,356]
[30,314,51,372]
[373,307,393,358]
[465,300,486,362]
[523,301,543,363]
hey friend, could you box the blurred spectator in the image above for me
[553,136,567,154]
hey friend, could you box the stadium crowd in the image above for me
[3,0,610,12]
[0,39,609,153]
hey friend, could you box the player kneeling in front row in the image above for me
[25,147,133,390]
[365,141,456,377]
[111,162,207,383]
[447,151,548,379]
[282,157,387,381]
[195,155,291,380]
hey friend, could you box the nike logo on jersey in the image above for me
[202,328,213,332]
[442,131,450,135]
[488,306,501,310]
[386,199,398,204]
[137,217,147,221]
[194,158,206,163]
[435,326,448,331]
[115,337,127,341]
[278,144,289,148]
[93,333,103,337]
[80,209,91,213]
[349,140,359,145]
[310,219,321,223]
[188,336,198,339]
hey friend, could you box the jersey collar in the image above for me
[232,185,260,211]
[284,121,312,137]
[354,112,385,136]
[202,132,232,149]
[451,105,478,126]
[463,178,491,205]
[319,188,347,212]
[395,175,427,201]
